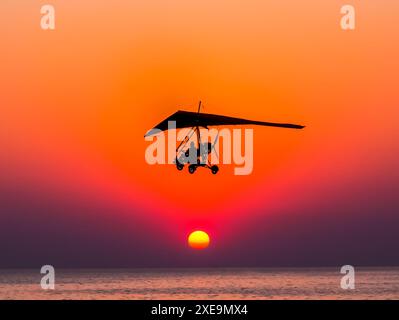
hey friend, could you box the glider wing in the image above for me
[145,110,305,137]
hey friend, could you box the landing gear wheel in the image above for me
[211,165,219,175]
[176,162,184,171]
[188,165,197,174]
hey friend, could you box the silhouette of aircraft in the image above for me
[145,101,305,174]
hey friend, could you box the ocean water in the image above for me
[1,268,399,300]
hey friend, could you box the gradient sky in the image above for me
[1,0,399,267]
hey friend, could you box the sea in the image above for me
[1,268,398,300]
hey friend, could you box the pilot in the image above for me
[184,141,197,164]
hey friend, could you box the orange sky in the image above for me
[1,0,399,233]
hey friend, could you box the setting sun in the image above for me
[188,231,210,250]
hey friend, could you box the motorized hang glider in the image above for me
[145,101,305,174]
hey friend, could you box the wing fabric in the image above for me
[145,110,304,137]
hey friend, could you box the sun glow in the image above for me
[188,231,210,250]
